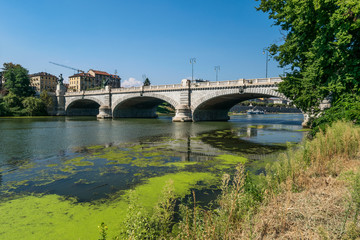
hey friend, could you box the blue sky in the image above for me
[0,0,283,86]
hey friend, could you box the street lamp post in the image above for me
[263,49,269,78]
[190,58,196,82]
[214,65,220,81]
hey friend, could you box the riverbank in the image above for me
[230,105,302,114]
[112,121,360,239]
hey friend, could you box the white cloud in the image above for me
[122,77,143,88]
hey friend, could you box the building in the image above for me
[67,69,121,92]
[268,97,288,105]
[29,72,58,92]
[68,72,96,92]
[63,83,69,90]
[88,69,121,88]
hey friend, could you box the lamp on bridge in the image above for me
[190,58,196,82]
[263,48,270,78]
[214,66,220,81]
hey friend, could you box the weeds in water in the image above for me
[119,180,176,240]
[98,222,108,240]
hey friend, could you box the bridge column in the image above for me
[97,86,112,119]
[172,104,192,122]
[55,82,66,116]
[173,79,193,122]
[97,105,112,119]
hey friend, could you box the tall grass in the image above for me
[100,121,360,239]
[266,121,360,195]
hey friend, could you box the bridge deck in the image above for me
[64,77,281,96]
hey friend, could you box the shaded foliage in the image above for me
[257,0,360,127]
[0,63,50,116]
[40,90,54,110]
[3,62,34,97]
[22,97,47,116]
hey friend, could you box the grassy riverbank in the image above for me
[109,121,360,239]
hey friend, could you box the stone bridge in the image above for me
[55,77,298,122]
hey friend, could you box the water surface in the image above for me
[0,114,305,239]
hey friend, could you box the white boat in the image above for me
[247,109,265,114]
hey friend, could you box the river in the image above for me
[0,113,305,239]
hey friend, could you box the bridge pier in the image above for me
[55,82,66,116]
[97,105,112,119]
[172,104,192,122]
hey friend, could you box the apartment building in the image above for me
[29,72,58,92]
[88,69,121,88]
[68,72,96,91]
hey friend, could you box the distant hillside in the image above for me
[157,102,175,115]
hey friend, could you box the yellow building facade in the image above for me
[29,72,58,92]
[88,69,121,88]
[68,73,96,91]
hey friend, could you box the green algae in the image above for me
[34,174,69,187]
[46,164,58,167]
[4,180,30,190]
[87,145,105,150]
[99,166,128,176]
[19,162,36,170]
[60,165,76,173]
[64,157,85,164]
[296,128,311,132]
[165,161,199,169]
[64,156,94,167]
[72,160,94,166]
[74,179,95,185]
[215,154,248,165]
[0,171,217,240]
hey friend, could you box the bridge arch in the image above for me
[65,96,104,116]
[112,93,178,118]
[191,87,290,121]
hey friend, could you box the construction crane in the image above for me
[49,61,84,73]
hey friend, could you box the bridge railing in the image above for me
[112,86,142,92]
[145,84,182,90]
[65,89,108,95]
[193,77,282,87]
[65,77,282,95]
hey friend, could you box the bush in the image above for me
[22,97,47,116]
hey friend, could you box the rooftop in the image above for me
[30,72,57,78]
[69,72,94,78]
[89,69,120,79]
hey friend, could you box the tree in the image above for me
[143,78,151,86]
[257,0,360,126]
[22,97,47,116]
[2,92,24,116]
[3,63,34,97]
[40,90,53,110]
[0,95,8,116]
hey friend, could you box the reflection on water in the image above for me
[0,114,304,201]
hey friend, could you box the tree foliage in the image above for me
[22,97,47,116]
[2,92,24,115]
[3,62,34,97]
[257,0,360,124]
[0,63,51,116]
[40,90,54,109]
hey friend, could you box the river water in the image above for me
[0,114,305,239]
